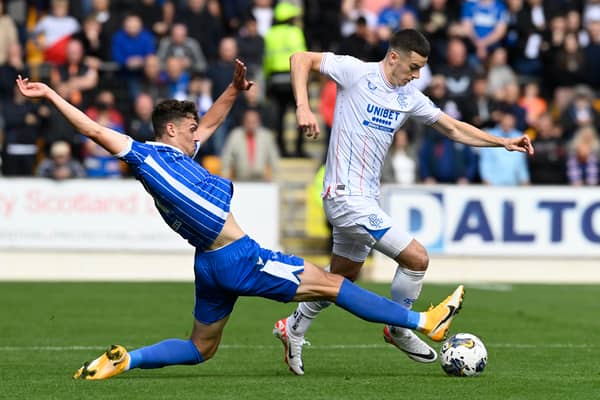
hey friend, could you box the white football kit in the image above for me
[320,53,442,261]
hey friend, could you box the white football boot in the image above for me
[273,318,310,375]
[383,325,437,363]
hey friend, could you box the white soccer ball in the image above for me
[439,333,488,377]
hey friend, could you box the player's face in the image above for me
[172,116,199,156]
[389,50,427,86]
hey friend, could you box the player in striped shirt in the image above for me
[16,60,464,380]
[274,29,534,374]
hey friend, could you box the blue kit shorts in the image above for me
[193,235,305,324]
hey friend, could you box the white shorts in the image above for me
[323,196,413,263]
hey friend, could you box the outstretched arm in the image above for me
[16,76,128,155]
[432,113,534,154]
[290,51,323,139]
[195,59,254,144]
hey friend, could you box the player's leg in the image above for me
[295,262,464,340]
[279,253,364,338]
[373,226,437,363]
[273,196,375,373]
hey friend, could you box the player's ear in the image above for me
[165,122,176,137]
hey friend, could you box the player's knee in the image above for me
[411,250,429,272]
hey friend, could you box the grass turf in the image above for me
[1,282,599,400]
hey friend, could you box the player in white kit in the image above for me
[273,29,534,375]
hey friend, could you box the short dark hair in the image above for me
[152,100,199,138]
[389,29,430,58]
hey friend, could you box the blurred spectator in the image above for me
[434,38,478,105]
[233,80,274,131]
[205,37,240,154]
[50,39,98,108]
[566,8,588,47]
[377,0,417,38]
[187,73,213,117]
[0,86,41,176]
[463,73,495,129]
[547,32,586,91]
[85,89,124,129]
[418,76,477,184]
[340,0,378,38]
[221,0,252,34]
[176,0,224,63]
[156,23,207,74]
[252,0,274,37]
[36,140,86,179]
[519,80,547,127]
[263,2,307,157]
[138,0,174,38]
[527,112,568,184]
[303,0,342,52]
[128,92,155,142]
[427,74,465,125]
[72,15,108,65]
[38,85,85,159]
[486,46,517,99]
[0,0,18,66]
[495,82,527,132]
[420,0,459,67]
[0,42,29,102]
[90,0,123,55]
[381,128,417,185]
[221,108,279,181]
[567,126,599,186]
[338,15,379,61]
[83,91,125,178]
[236,14,264,78]
[162,56,190,100]
[138,54,169,101]
[31,0,80,65]
[460,0,508,63]
[583,9,600,89]
[111,13,156,98]
[559,85,600,141]
[479,107,530,186]
[540,13,567,94]
[505,0,546,77]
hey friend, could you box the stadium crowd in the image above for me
[0,0,599,186]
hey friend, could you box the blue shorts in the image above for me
[193,235,305,324]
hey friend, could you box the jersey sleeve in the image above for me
[409,88,442,126]
[114,137,148,167]
[320,53,365,88]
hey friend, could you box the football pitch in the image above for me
[1,281,599,400]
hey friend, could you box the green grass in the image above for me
[1,282,600,400]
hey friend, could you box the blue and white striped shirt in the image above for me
[117,138,233,251]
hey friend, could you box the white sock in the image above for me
[390,265,425,334]
[287,265,333,336]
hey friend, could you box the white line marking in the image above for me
[0,343,596,352]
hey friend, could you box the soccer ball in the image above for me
[439,333,488,377]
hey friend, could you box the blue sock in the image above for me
[128,339,203,370]
[335,279,420,329]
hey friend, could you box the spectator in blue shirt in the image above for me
[479,107,530,185]
[111,13,156,99]
[461,0,508,63]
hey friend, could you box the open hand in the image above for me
[16,75,50,99]
[232,58,254,91]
